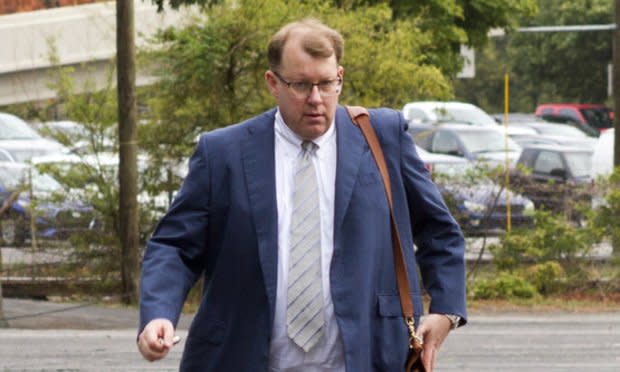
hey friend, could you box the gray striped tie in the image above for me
[286,140,324,352]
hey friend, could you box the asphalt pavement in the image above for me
[1,298,619,371]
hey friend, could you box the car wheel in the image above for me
[0,216,26,247]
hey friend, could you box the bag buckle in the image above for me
[406,317,423,349]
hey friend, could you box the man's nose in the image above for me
[306,85,322,103]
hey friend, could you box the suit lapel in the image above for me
[241,110,278,321]
[333,106,366,243]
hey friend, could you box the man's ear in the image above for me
[265,70,278,98]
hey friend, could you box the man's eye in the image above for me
[292,82,311,91]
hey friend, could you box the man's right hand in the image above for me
[137,318,176,361]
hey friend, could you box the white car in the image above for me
[591,128,614,180]
[409,123,522,169]
[0,112,67,162]
[403,101,497,126]
[402,101,532,139]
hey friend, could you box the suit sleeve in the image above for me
[139,135,211,331]
[397,113,467,325]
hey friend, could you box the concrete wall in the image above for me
[0,0,191,106]
[0,0,105,15]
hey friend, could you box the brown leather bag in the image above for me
[346,106,426,372]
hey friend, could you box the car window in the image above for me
[405,108,429,123]
[0,166,62,192]
[533,151,564,175]
[580,108,613,130]
[558,108,581,122]
[457,130,521,153]
[564,152,592,178]
[0,114,42,140]
[540,108,553,115]
[0,149,14,162]
[434,106,496,126]
[411,129,434,149]
[432,131,459,154]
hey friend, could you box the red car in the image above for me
[534,103,613,136]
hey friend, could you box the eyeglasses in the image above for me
[272,70,342,98]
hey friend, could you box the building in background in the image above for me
[0,0,107,15]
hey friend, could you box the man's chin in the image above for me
[300,121,329,140]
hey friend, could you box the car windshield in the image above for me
[565,152,592,178]
[580,108,613,130]
[0,115,41,140]
[457,130,521,153]
[536,125,588,138]
[434,106,497,126]
[0,166,63,193]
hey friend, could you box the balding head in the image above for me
[267,18,344,71]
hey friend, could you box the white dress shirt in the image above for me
[268,110,345,372]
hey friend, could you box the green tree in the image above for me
[337,0,537,75]
[150,0,536,77]
[456,0,613,113]
[139,0,453,195]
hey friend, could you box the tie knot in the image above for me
[301,141,317,155]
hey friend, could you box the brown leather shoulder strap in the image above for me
[345,105,414,320]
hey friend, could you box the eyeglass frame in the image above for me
[271,70,342,98]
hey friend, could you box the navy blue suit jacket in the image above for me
[139,106,466,371]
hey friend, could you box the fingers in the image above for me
[421,344,436,372]
[417,314,453,372]
[137,318,176,362]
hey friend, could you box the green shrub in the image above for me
[491,210,598,272]
[471,272,539,300]
[527,261,565,294]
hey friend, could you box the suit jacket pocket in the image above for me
[374,294,412,370]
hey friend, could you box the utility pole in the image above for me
[614,0,620,168]
[117,0,139,304]
[0,258,6,327]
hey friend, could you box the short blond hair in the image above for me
[267,18,344,71]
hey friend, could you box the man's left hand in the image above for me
[417,313,452,372]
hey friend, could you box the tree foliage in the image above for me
[334,0,537,75]
[139,0,453,178]
[150,0,536,76]
[456,0,613,113]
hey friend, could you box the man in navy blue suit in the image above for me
[137,18,466,372]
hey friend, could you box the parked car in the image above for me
[0,112,67,162]
[403,101,498,126]
[511,144,593,215]
[409,123,522,168]
[415,145,534,235]
[0,148,15,162]
[534,103,613,136]
[30,151,181,243]
[36,120,116,154]
[414,145,468,175]
[0,162,98,246]
[508,121,597,149]
[518,121,594,138]
[492,112,544,124]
